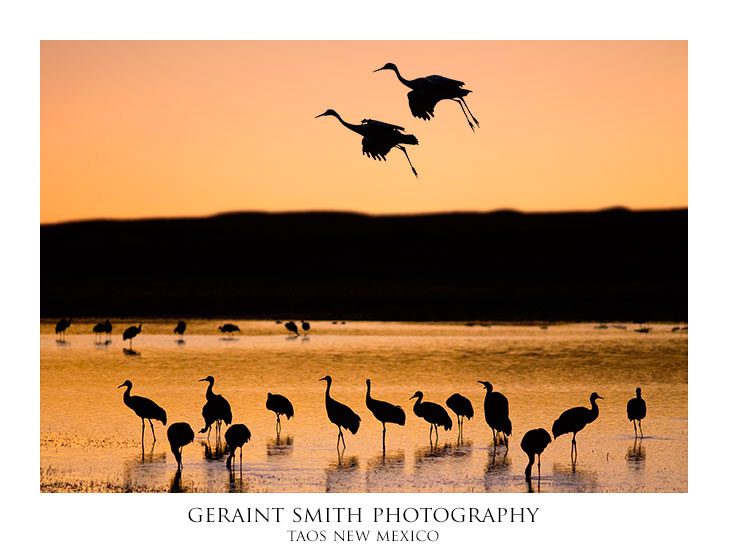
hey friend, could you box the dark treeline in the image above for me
[41,208,687,321]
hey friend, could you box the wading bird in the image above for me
[552,392,603,461]
[122,324,142,349]
[199,376,233,440]
[55,317,72,340]
[374,63,479,131]
[167,422,195,470]
[218,323,240,337]
[410,391,452,444]
[319,375,361,450]
[520,428,552,480]
[446,393,473,441]
[225,424,252,471]
[118,380,167,444]
[301,320,310,334]
[316,109,419,177]
[93,320,111,343]
[365,379,406,452]
[478,381,512,448]
[627,387,646,438]
[285,321,299,336]
[173,320,186,338]
[266,393,294,434]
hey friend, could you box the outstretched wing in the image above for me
[361,137,392,161]
[361,119,406,132]
[407,90,437,120]
[425,74,465,88]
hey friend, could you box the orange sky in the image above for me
[41,40,687,223]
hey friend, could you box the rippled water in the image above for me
[40,320,687,492]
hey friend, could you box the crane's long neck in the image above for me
[324,380,332,401]
[391,65,415,89]
[122,384,132,405]
[206,380,215,400]
[366,382,372,402]
[331,112,365,136]
[589,398,600,422]
[412,395,423,412]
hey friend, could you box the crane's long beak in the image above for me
[318,377,326,381]
[117,383,125,388]
[477,381,488,388]
[409,393,417,400]
[373,67,385,72]
[597,395,604,399]
[199,378,208,382]
[315,113,326,118]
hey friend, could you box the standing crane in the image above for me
[173,320,186,338]
[520,428,552,480]
[627,387,646,438]
[218,323,240,337]
[117,380,167,444]
[266,393,294,434]
[446,393,473,442]
[93,320,111,343]
[319,375,361,450]
[285,321,299,336]
[301,320,311,334]
[122,324,142,349]
[55,317,72,340]
[374,63,479,131]
[167,422,195,470]
[410,391,452,444]
[225,424,252,471]
[199,376,233,440]
[365,378,406,452]
[478,381,512,449]
[316,109,419,177]
[552,392,603,462]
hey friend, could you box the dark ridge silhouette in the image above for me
[122,324,142,349]
[117,380,167,444]
[627,387,647,438]
[173,320,186,337]
[374,62,479,131]
[266,393,294,434]
[167,422,195,470]
[365,378,406,452]
[285,321,299,336]
[225,424,252,471]
[410,391,452,444]
[478,381,512,448]
[41,209,687,321]
[520,428,552,480]
[218,323,240,336]
[199,376,233,439]
[316,110,419,177]
[55,317,71,340]
[445,393,473,442]
[320,375,361,450]
[552,392,603,462]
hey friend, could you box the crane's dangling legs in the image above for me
[452,99,475,132]
[276,414,281,436]
[149,418,157,442]
[396,146,418,178]
[382,422,387,454]
[141,418,145,445]
[638,420,644,439]
[633,420,638,438]
[460,97,479,128]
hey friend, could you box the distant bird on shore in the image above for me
[374,63,479,131]
[55,318,72,340]
[118,380,167,444]
[446,393,473,441]
[199,376,232,440]
[410,391,452,444]
[552,392,603,461]
[366,379,406,452]
[167,422,195,470]
[627,387,646,438]
[301,320,310,334]
[316,109,419,177]
[225,424,252,471]
[122,324,142,349]
[266,393,294,434]
[219,323,240,337]
[93,319,111,343]
[285,321,299,336]
[478,381,512,448]
[320,375,361,450]
[173,320,186,338]
[520,428,552,480]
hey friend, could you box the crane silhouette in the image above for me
[93,319,111,343]
[410,391,452,444]
[55,317,71,340]
[266,393,294,434]
[225,424,252,471]
[199,376,233,440]
[374,62,479,131]
[478,381,512,449]
[520,428,552,480]
[122,324,142,349]
[627,387,646,438]
[301,320,310,334]
[167,422,195,470]
[219,323,240,337]
[117,380,167,444]
[365,378,406,452]
[285,321,299,336]
[173,320,186,338]
[552,392,603,462]
[446,393,473,442]
[319,375,361,450]
[316,109,419,177]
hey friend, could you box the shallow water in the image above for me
[40,320,687,492]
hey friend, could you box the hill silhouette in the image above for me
[41,208,687,321]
